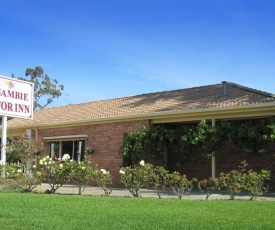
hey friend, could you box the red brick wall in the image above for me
[36,120,151,185]
[31,119,275,188]
[168,141,275,189]
[216,141,275,189]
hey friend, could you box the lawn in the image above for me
[0,193,274,230]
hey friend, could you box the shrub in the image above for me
[0,163,41,193]
[95,169,113,196]
[219,161,248,200]
[148,166,169,199]
[245,169,270,200]
[198,177,220,200]
[15,166,42,191]
[166,172,197,199]
[68,159,95,195]
[219,161,271,200]
[37,155,72,193]
[0,179,28,193]
[119,160,151,197]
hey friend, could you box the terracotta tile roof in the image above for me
[7,81,275,128]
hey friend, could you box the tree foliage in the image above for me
[120,127,149,166]
[6,135,44,165]
[16,66,64,110]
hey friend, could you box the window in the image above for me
[50,140,85,161]
[44,135,88,162]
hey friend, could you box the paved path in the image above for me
[35,183,275,201]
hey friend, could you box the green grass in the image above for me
[0,193,275,230]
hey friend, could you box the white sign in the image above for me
[26,129,32,138]
[0,75,34,119]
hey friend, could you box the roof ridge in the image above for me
[37,82,274,112]
[224,81,275,98]
[118,83,218,98]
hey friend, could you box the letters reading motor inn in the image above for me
[4,81,275,185]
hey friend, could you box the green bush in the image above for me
[219,161,247,200]
[148,166,170,199]
[95,169,113,196]
[0,179,28,193]
[68,158,95,195]
[119,160,152,197]
[219,161,271,200]
[166,171,197,199]
[0,163,41,193]
[245,169,270,200]
[37,155,72,193]
[198,177,221,200]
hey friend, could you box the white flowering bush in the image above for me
[37,156,72,193]
[0,163,42,193]
[94,168,113,196]
[119,160,152,197]
[148,166,170,199]
[35,155,99,194]
[68,158,95,195]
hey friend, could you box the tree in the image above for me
[5,135,44,171]
[16,66,64,110]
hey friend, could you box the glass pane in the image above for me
[61,141,73,160]
[49,140,85,161]
[74,141,79,161]
[50,142,60,159]
[72,141,85,161]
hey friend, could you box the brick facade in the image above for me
[36,120,151,185]
[33,119,275,188]
[168,141,275,189]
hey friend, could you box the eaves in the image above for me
[6,102,275,130]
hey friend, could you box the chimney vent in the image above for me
[222,81,227,98]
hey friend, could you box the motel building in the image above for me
[2,81,275,186]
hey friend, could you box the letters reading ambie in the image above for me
[0,85,30,114]
[0,88,29,101]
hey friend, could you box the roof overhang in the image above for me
[6,102,275,131]
[151,102,275,123]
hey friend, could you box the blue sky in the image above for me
[0,0,275,108]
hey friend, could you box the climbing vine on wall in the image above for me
[119,117,275,166]
[119,127,149,166]
[230,118,275,155]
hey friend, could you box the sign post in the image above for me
[1,116,7,177]
[0,75,34,177]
